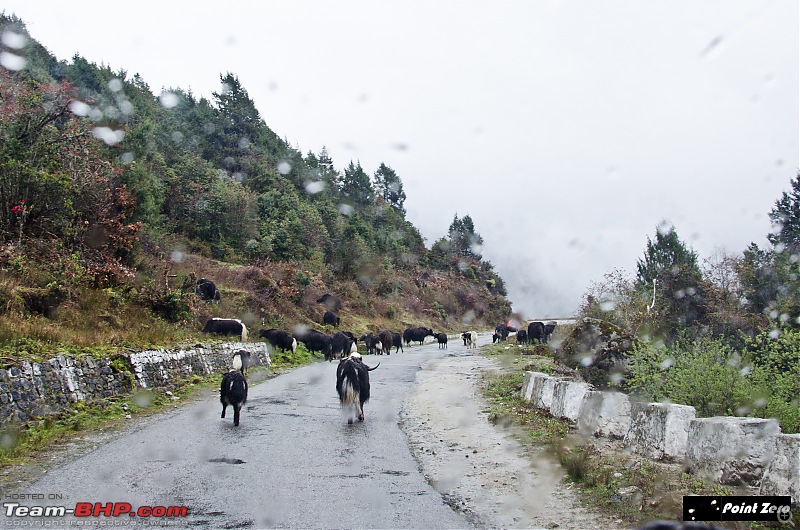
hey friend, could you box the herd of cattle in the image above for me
[201,280,558,426]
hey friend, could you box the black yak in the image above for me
[259,328,297,354]
[220,355,248,427]
[203,318,248,341]
[336,353,379,423]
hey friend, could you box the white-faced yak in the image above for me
[336,353,379,423]
[221,352,249,426]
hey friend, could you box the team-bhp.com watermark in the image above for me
[2,494,188,527]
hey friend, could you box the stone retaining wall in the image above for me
[521,371,798,503]
[0,342,271,427]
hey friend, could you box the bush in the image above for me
[626,335,799,433]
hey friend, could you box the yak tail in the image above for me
[241,323,249,341]
[341,378,359,407]
[291,337,297,354]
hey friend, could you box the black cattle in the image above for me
[336,353,379,423]
[220,370,248,426]
[295,328,333,360]
[359,333,383,355]
[323,311,340,328]
[196,278,221,302]
[492,333,500,344]
[377,330,393,355]
[544,322,557,344]
[259,329,296,354]
[495,324,509,341]
[331,332,356,360]
[232,350,251,375]
[316,293,342,311]
[403,327,434,346]
[391,332,404,353]
[203,318,248,341]
[516,329,528,345]
[435,332,448,349]
[528,321,546,344]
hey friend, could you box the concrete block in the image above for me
[577,390,631,439]
[759,433,800,504]
[686,416,781,486]
[624,402,696,460]
[551,380,591,422]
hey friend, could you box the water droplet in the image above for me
[304,181,325,194]
[69,101,91,116]
[656,220,673,236]
[659,358,673,369]
[237,137,251,149]
[0,51,26,71]
[159,91,179,109]
[277,161,292,175]
[768,329,780,339]
[108,78,123,92]
[119,152,134,164]
[338,204,353,216]
[580,355,593,367]
[1,31,27,49]
[91,126,125,145]
[170,251,184,263]
[600,300,616,312]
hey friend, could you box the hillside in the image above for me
[0,13,512,361]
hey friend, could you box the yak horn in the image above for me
[367,362,381,371]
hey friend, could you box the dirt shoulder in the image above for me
[401,353,625,530]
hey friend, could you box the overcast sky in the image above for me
[3,1,798,319]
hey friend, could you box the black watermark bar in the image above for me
[684,495,793,523]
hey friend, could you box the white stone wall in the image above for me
[519,370,798,502]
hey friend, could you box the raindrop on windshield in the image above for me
[304,181,325,195]
[91,126,125,145]
[0,51,26,71]
[107,78,123,92]
[277,161,292,175]
[159,91,179,109]
[69,100,91,116]
[1,30,27,49]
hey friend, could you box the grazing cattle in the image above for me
[462,331,478,349]
[336,353,379,423]
[331,332,356,360]
[492,333,500,344]
[377,330,394,355]
[220,369,248,426]
[323,311,340,328]
[435,332,448,349]
[359,333,383,355]
[203,318,248,341]
[516,329,528,345]
[544,322,557,344]
[231,350,251,375]
[295,328,333,360]
[528,321,546,344]
[259,329,297,354]
[402,327,434,346]
[495,324,509,341]
[196,278,221,302]
[391,332,404,353]
[316,293,342,311]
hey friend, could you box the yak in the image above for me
[220,351,249,426]
[203,318,248,341]
[259,329,297,354]
[402,327,434,346]
[336,353,379,423]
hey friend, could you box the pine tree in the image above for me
[340,160,374,206]
[373,163,407,213]
[768,171,800,253]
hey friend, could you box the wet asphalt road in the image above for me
[6,337,487,529]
